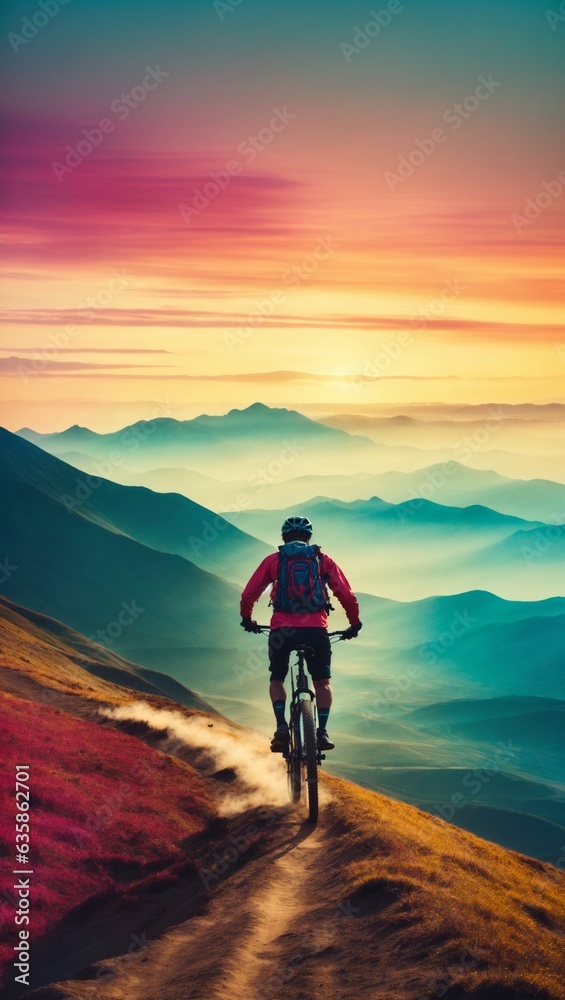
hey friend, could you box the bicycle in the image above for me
[257,627,347,824]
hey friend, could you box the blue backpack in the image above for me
[272,541,332,615]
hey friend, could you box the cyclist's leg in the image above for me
[268,630,296,750]
[304,630,334,744]
[268,628,292,715]
[313,677,332,710]
[304,629,332,709]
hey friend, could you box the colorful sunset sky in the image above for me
[1,0,564,431]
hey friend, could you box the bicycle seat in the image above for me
[294,644,315,655]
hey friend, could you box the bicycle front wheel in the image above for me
[288,707,302,804]
[297,699,318,824]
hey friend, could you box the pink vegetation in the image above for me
[0,693,212,976]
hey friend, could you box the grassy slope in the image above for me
[324,773,565,999]
[0,595,216,712]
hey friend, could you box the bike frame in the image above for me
[256,627,347,764]
[287,644,323,764]
[255,626,348,821]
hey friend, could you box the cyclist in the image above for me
[240,515,362,753]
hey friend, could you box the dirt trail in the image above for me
[7,686,396,1000]
[52,814,351,1000]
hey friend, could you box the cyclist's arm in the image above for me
[240,554,277,618]
[321,554,361,625]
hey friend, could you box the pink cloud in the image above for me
[1,307,563,342]
[0,355,172,374]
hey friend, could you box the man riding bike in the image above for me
[240,515,363,753]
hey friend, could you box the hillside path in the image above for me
[53,809,396,1000]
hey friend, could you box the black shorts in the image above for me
[268,627,332,682]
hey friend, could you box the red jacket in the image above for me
[240,550,360,630]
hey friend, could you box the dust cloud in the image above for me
[101,702,293,815]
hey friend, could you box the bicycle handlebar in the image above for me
[254,626,348,639]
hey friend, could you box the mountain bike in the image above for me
[257,628,347,824]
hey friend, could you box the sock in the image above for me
[318,707,330,731]
[273,700,286,726]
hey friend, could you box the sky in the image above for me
[1,0,565,431]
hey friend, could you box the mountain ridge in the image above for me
[0,429,253,666]
[0,426,270,583]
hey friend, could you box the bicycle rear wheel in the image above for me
[297,699,318,824]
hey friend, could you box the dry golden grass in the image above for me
[323,772,565,999]
[0,598,156,704]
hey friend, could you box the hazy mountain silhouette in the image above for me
[0,428,249,668]
[0,426,269,583]
[56,452,224,503]
[16,405,449,479]
[406,695,565,726]
[222,463,564,524]
[221,496,560,600]
[404,696,565,785]
[428,614,565,698]
[335,595,565,705]
[320,410,565,482]
[336,763,565,862]
[365,463,565,523]
[20,404,565,485]
[357,589,565,647]
[64,459,565,537]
